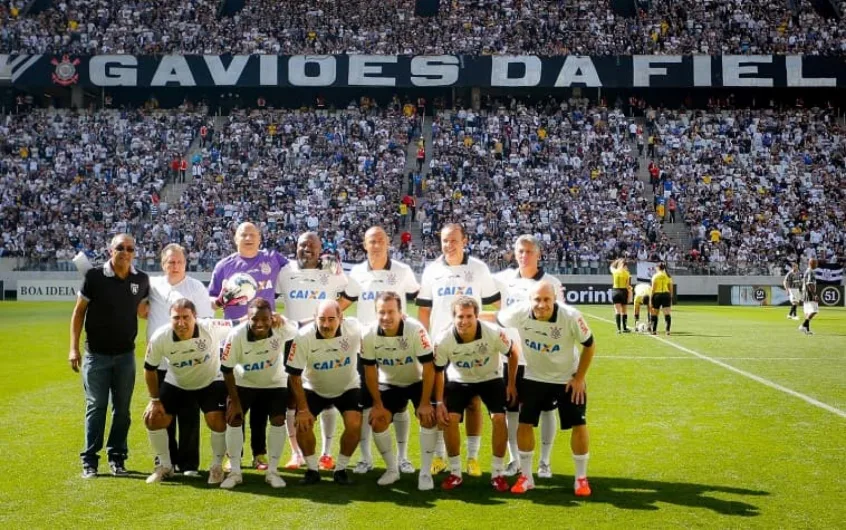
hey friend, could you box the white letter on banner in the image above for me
[785,56,835,87]
[204,55,249,85]
[554,56,601,87]
[89,56,137,86]
[491,56,541,87]
[722,55,773,87]
[410,56,459,86]
[289,56,337,86]
[632,56,682,87]
[348,55,397,86]
[150,56,196,86]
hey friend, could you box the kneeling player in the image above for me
[632,282,653,330]
[219,299,299,489]
[498,282,596,496]
[286,300,363,485]
[143,299,237,485]
[361,292,438,489]
[433,296,518,491]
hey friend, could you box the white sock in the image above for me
[148,429,171,468]
[573,452,589,480]
[210,431,226,466]
[519,451,534,482]
[267,424,285,471]
[506,411,519,463]
[491,456,504,478]
[466,435,481,460]
[320,408,337,456]
[225,425,244,474]
[435,430,446,458]
[419,427,437,474]
[305,454,318,471]
[373,430,398,472]
[393,410,411,462]
[359,408,373,463]
[448,455,462,477]
[286,409,301,458]
[540,410,557,464]
[336,453,350,471]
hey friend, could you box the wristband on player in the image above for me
[435,401,443,406]
[150,397,160,402]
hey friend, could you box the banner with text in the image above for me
[18,279,80,301]
[718,285,844,307]
[2,54,845,88]
[562,283,677,305]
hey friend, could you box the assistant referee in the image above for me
[609,258,631,333]
[650,262,673,336]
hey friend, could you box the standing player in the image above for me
[650,262,673,336]
[498,282,596,496]
[360,292,437,489]
[433,296,518,491]
[276,231,356,471]
[347,226,420,475]
[783,263,801,321]
[417,223,501,477]
[286,301,363,485]
[800,259,819,335]
[142,299,237,485]
[493,235,563,478]
[632,282,653,329]
[609,258,632,333]
[209,222,289,472]
[146,243,212,477]
[219,299,299,489]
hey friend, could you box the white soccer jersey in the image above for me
[221,319,299,388]
[361,317,433,387]
[147,275,214,369]
[275,262,352,321]
[145,319,236,390]
[417,254,500,335]
[347,259,421,325]
[434,321,511,384]
[286,318,362,398]
[634,283,652,300]
[497,301,593,385]
[494,268,564,308]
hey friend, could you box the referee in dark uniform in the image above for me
[69,234,150,479]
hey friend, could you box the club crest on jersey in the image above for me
[319,272,330,286]
[386,273,398,286]
[397,337,409,351]
[476,342,489,356]
[464,270,475,283]
[550,326,562,340]
[260,262,272,275]
[436,286,474,296]
[269,338,280,351]
[339,338,350,352]
[130,283,139,295]
[196,339,208,352]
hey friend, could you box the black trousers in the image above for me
[157,370,200,471]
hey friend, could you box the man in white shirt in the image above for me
[276,231,355,471]
[346,226,420,475]
[218,299,299,490]
[285,300,363,486]
[433,296,517,492]
[142,299,238,485]
[145,244,213,477]
[497,282,595,497]
[360,292,436,490]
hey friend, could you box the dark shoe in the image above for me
[81,466,98,479]
[300,469,321,485]
[109,461,128,476]
[333,469,354,485]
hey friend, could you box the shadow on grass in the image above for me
[114,469,768,514]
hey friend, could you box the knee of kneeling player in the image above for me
[206,413,226,433]
[370,416,389,433]
[269,416,286,427]
[344,415,362,434]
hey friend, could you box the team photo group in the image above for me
[70,221,597,496]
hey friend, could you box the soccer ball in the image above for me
[636,322,649,333]
[225,273,258,304]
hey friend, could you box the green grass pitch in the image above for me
[1,301,844,529]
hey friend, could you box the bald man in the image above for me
[285,301,363,486]
[209,222,289,472]
[497,281,596,497]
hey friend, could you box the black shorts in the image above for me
[358,356,373,409]
[234,386,288,420]
[381,381,423,415]
[445,379,506,421]
[640,295,650,307]
[502,363,525,413]
[304,388,362,418]
[160,380,227,416]
[518,379,586,430]
[612,288,628,304]
[652,292,671,310]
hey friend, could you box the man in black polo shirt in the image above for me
[69,234,150,479]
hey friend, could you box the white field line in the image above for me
[584,312,846,419]
[596,356,842,361]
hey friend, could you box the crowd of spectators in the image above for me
[413,95,675,274]
[0,105,206,266]
[1,0,844,56]
[647,104,845,275]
